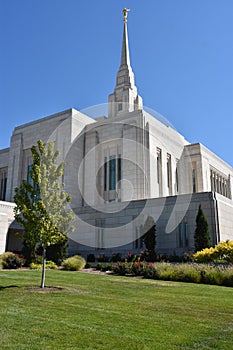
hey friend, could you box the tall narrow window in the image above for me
[3,178,7,200]
[167,154,172,195]
[117,155,122,190]
[157,148,161,184]
[27,165,33,185]
[176,167,179,193]
[0,170,7,201]
[179,223,183,247]
[157,148,162,196]
[117,155,122,182]
[192,169,196,193]
[104,157,107,191]
[185,223,189,247]
[109,156,116,190]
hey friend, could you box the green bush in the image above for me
[193,240,233,263]
[38,241,68,265]
[221,268,233,287]
[85,262,92,269]
[0,252,22,269]
[111,253,122,262]
[96,263,103,270]
[101,263,112,272]
[112,261,233,287]
[30,260,58,270]
[113,262,132,275]
[62,255,86,271]
[200,266,223,285]
[87,254,95,263]
[131,261,147,276]
[97,254,109,262]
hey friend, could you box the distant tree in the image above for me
[141,216,156,253]
[14,140,74,288]
[194,204,211,252]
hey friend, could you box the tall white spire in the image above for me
[108,8,143,118]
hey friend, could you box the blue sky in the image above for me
[0,0,232,166]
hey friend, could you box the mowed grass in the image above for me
[0,270,233,350]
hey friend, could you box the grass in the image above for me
[0,270,233,349]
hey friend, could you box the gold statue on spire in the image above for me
[123,8,131,23]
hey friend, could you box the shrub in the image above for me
[194,247,217,263]
[221,267,233,287]
[199,265,223,285]
[113,262,132,275]
[85,262,92,269]
[0,252,22,269]
[131,261,147,276]
[111,253,122,262]
[96,263,103,270]
[125,253,138,262]
[174,264,201,283]
[30,260,58,270]
[215,240,233,263]
[87,254,95,263]
[194,204,211,251]
[144,263,158,279]
[101,263,112,272]
[112,261,233,287]
[140,250,156,262]
[62,255,86,271]
[97,254,109,262]
[182,251,194,262]
[46,240,68,265]
[193,240,233,263]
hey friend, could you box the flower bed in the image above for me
[112,262,233,287]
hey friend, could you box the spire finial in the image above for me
[123,8,130,23]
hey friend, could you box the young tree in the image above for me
[14,140,74,288]
[141,216,156,253]
[194,204,211,252]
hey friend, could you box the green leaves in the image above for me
[14,139,74,253]
[194,204,211,252]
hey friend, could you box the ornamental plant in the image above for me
[194,205,211,251]
[193,240,233,263]
[14,140,74,288]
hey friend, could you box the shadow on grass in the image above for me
[0,285,19,291]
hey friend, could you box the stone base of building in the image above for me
[1,192,233,259]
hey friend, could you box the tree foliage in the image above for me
[14,140,74,287]
[141,216,156,253]
[194,240,233,263]
[194,204,211,252]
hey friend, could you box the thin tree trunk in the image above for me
[40,247,46,288]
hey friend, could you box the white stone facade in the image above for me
[0,15,232,256]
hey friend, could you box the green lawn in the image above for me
[0,270,233,349]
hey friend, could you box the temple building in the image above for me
[0,10,232,257]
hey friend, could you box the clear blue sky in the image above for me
[0,0,232,166]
